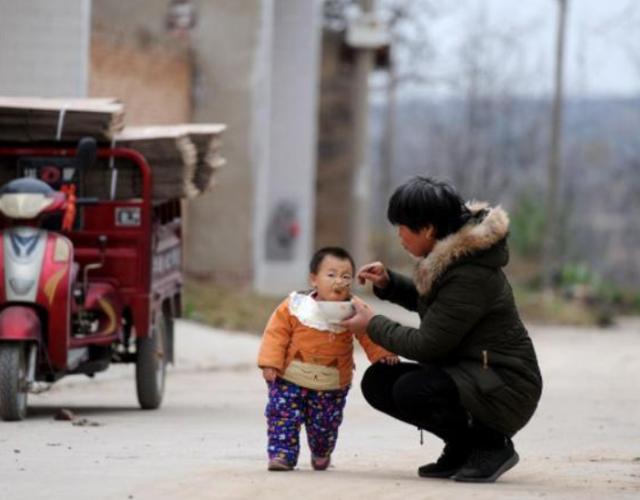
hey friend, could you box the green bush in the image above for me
[555,261,640,324]
[559,261,598,287]
[509,193,546,258]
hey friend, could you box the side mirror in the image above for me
[76,137,97,170]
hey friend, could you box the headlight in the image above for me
[0,194,54,219]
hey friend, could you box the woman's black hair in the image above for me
[309,246,355,274]
[387,176,471,239]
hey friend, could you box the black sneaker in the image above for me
[418,442,470,479]
[452,439,519,483]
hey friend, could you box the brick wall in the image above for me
[89,33,191,125]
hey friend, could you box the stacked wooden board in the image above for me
[181,124,227,193]
[113,124,226,199]
[0,97,124,142]
[0,97,226,200]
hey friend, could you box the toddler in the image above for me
[257,246,398,471]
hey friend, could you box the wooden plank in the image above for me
[0,97,124,142]
[113,124,226,199]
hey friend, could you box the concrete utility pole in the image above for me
[350,0,375,268]
[379,54,396,265]
[542,0,568,290]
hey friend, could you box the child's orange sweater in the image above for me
[257,294,393,390]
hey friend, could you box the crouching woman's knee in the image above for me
[360,363,395,412]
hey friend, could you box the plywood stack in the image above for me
[114,126,197,199]
[0,97,124,142]
[113,124,226,199]
[179,124,227,193]
[0,97,226,200]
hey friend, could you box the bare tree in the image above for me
[376,0,445,262]
[418,4,545,201]
[322,0,444,263]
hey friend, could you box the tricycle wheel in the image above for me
[135,311,168,410]
[0,343,29,421]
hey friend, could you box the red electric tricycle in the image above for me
[0,138,182,420]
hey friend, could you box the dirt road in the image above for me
[1,307,639,500]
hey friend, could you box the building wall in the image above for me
[90,0,322,292]
[89,1,191,125]
[0,0,90,97]
[89,34,191,125]
[253,0,323,294]
[89,0,259,283]
[185,0,269,284]
[186,0,323,293]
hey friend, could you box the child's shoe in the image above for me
[268,457,293,471]
[311,455,331,471]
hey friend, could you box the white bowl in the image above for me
[316,301,355,323]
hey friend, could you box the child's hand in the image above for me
[262,367,278,382]
[379,355,400,365]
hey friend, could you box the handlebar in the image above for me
[75,197,100,205]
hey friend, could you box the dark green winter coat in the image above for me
[367,203,543,436]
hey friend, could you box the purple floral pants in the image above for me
[265,378,349,466]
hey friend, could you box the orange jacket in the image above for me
[257,294,393,390]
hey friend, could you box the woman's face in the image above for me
[397,224,436,257]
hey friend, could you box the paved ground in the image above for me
[1,301,639,500]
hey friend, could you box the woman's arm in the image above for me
[357,262,419,312]
[373,269,419,312]
[366,271,491,362]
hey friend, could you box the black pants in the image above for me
[361,362,506,448]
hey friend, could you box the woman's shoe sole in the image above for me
[452,451,519,483]
[418,468,460,479]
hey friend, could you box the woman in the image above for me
[342,177,542,483]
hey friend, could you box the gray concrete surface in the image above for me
[1,312,639,499]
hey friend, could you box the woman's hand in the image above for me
[340,296,376,334]
[357,261,390,289]
[262,367,278,382]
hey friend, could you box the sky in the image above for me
[388,0,640,98]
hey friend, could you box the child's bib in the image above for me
[288,291,346,334]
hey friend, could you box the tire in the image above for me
[0,343,29,421]
[135,311,168,410]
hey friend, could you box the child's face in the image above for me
[310,255,353,302]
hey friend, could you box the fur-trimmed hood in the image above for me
[414,202,510,295]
